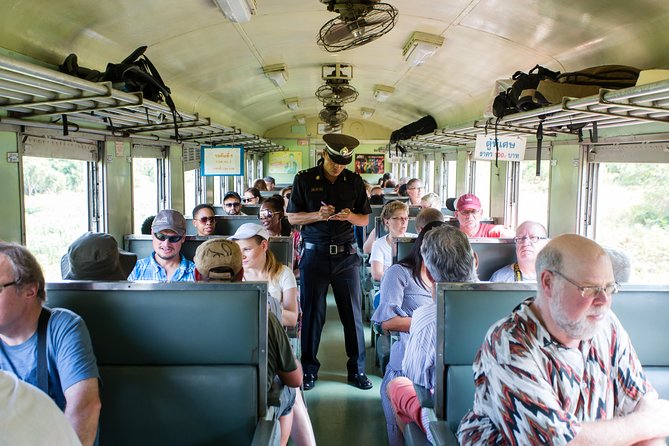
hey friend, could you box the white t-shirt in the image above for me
[370,233,417,272]
[0,370,82,446]
[268,264,297,312]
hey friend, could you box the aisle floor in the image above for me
[300,294,387,445]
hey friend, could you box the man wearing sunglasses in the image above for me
[458,235,669,445]
[128,209,195,282]
[191,204,217,236]
[223,191,245,216]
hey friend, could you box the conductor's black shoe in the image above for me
[347,373,373,390]
[303,373,317,391]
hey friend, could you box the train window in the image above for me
[517,160,550,227]
[132,158,160,234]
[184,170,197,216]
[593,162,669,283]
[23,156,89,279]
[473,161,491,216]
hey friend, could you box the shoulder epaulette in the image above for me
[297,169,307,175]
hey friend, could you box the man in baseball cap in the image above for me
[455,193,513,238]
[128,209,195,282]
[193,238,243,281]
[223,191,245,215]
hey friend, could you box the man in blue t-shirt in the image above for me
[0,242,100,446]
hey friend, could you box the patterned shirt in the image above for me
[457,298,654,446]
[128,253,195,282]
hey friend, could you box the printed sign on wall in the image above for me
[200,146,244,176]
[473,134,526,161]
[355,154,385,174]
[268,151,302,174]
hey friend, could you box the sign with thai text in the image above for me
[473,134,526,161]
[200,145,244,176]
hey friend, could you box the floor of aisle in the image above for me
[299,293,387,445]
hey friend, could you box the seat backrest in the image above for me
[435,283,669,435]
[45,281,268,446]
[436,282,536,432]
[242,204,261,215]
[393,237,417,264]
[366,205,384,237]
[470,239,517,281]
[215,215,261,235]
[124,234,293,269]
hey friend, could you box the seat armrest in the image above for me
[413,383,434,409]
[429,420,458,446]
[251,418,280,446]
[404,422,431,446]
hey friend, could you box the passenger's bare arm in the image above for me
[281,286,299,328]
[381,316,411,332]
[371,260,385,282]
[568,395,669,446]
[278,359,303,388]
[64,377,101,446]
[363,228,376,254]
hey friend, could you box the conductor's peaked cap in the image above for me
[323,133,359,165]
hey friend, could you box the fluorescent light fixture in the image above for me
[263,64,288,86]
[214,0,256,23]
[284,97,300,111]
[373,84,394,102]
[294,114,306,124]
[360,107,375,119]
[402,31,444,67]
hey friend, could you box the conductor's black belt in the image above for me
[303,242,356,255]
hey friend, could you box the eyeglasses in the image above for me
[224,202,241,208]
[407,187,423,191]
[243,197,255,203]
[458,209,479,216]
[548,269,620,299]
[154,232,183,243]
[390,217,409,222]
[259,210,276,220]
[0,281,16,293]
[197,216,216,224]
[514,235,547,244]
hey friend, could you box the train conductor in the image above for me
[287,133,372,391]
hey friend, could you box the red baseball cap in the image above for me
[456,193,481,211]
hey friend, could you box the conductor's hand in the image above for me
[328,208,352,221]
[319,204,336,220]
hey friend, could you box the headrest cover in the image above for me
[152,209,187,236]
[194,238,243,281]
[323,133,359,165]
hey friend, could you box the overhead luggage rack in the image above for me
[0,54,285,152]
[399,78,669,151]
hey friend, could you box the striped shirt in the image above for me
[458,298,655,446]
[128,253,195,282]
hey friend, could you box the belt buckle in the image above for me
[329,244,338,255]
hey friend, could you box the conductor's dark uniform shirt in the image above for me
[287,165,371,244]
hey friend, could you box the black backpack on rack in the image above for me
[60,46,180,141]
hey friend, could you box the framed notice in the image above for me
[472,135,526,162]
[355,154,385,174]
[200,145,244,176]
[268,151,302,174]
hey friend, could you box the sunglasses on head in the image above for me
[224,202,241,208]
[197,216,216,224]
[154,232,183,243]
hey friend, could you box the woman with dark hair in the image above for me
[259,195,292,237]
[243,187,262,204]
[260,195,301,277]
[371,220,445,446]
[253,178,268,191]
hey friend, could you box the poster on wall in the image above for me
[200,145,244,176]
[268,151,302,174]
[355,154,385,174]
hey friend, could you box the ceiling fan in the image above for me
[315,82,359,105]
[319,104,348,128]
[317,0,398,52]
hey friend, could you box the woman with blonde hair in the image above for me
[370,200,417,281]
[229,223,298,328]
